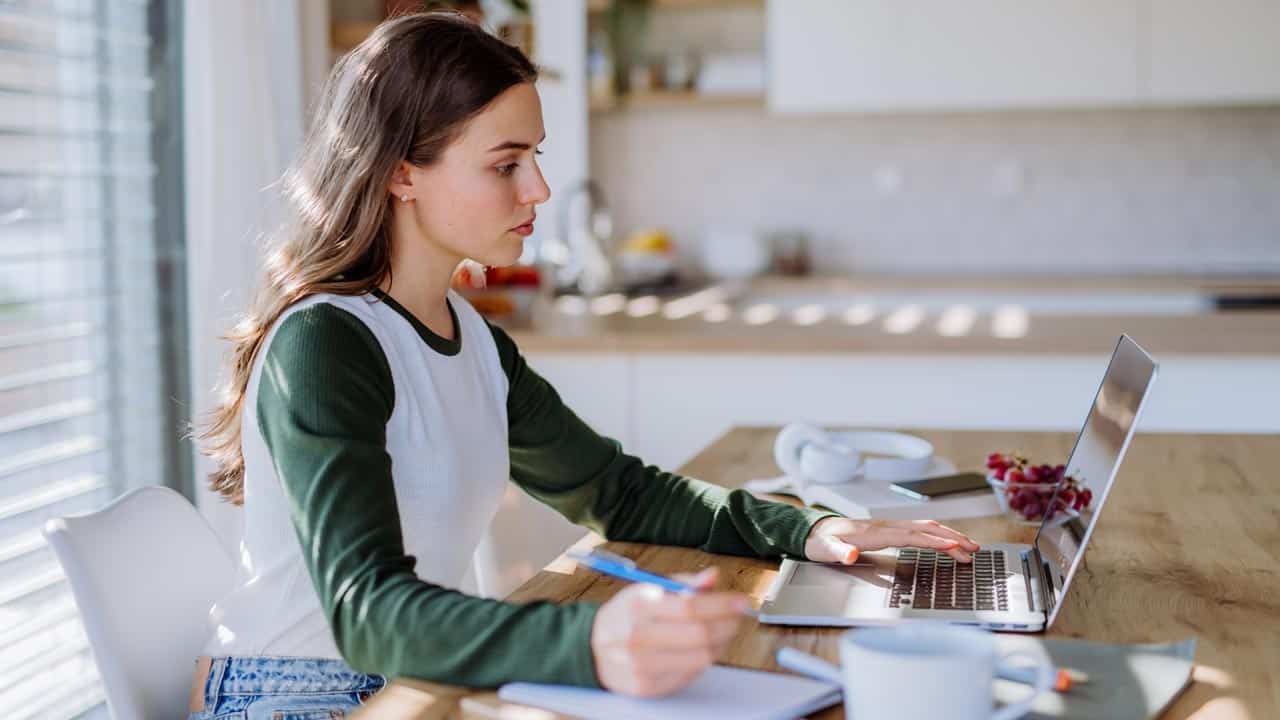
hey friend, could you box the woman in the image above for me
[192,12,978,718]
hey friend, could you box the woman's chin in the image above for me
[490,236,527,266]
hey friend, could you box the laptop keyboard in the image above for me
[888,549,1009,611]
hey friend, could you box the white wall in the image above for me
[590,106,1280,275]
[184,0,308,547]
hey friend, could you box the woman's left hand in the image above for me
[803,517,980,565]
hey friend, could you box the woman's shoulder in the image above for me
[273,292,378,336]
[267,294,390,374]
[253,295,396,443]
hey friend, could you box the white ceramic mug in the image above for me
[839,624,1053,720]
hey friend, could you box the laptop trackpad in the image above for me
[770,560,895,616]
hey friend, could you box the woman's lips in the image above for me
[511,222,534,236]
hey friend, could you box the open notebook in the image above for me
[746,472,1000,521]
[497,664,842,720]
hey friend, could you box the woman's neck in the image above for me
[379,218,460,340]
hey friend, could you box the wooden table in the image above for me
[356,427,1280,719]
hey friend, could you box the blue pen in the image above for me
[567,547,759,617]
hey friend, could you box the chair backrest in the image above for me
[43,486,236,720]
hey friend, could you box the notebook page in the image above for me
[498,664,842,720]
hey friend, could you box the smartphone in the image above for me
[888,472,989,501]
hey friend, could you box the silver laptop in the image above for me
[759,334,1158,632]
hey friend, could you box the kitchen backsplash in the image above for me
[589,105,1280,275]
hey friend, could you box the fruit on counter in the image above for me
[620,228,673,254]
[483,264,541,287]
[467,293,516,317]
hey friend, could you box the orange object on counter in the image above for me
[484,264,541,288]
[467,293,517,317]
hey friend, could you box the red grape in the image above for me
[986,451,1084,521]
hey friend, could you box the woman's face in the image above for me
[400,82,550,268]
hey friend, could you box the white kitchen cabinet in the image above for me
[477,351,630,598]
[1145,0,1280,104]
[630,353,1280,474]
[767,0,1141,113]
[525,352,633,447]
[631,354,1113,472]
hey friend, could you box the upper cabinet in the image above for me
[1146,0,1280,105]
[767,0,1280,113]
[767,0,1140,113]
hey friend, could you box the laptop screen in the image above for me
[1033,335,1158,626]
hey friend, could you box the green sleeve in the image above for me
[489,322,837,558]
[257,303,600,688]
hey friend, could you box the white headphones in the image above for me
[773,422,936,485]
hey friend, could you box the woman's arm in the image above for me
[257,304,599,687]
[489,322,838,558]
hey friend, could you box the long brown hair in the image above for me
[197,13,537,503]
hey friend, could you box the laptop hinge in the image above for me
[1020,552,1037,612]
[1029,546,1056,617]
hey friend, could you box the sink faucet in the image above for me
[545,179,615,296]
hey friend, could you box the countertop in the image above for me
[491,274,1280,355]
[356,426,1280,719]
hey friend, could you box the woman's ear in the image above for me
[387,160,416,202]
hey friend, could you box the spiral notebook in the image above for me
[497,664,842,720]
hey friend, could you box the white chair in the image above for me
[43,486,236,720]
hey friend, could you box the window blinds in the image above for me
[0,0,169,717]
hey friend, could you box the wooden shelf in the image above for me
[590,90,763,112]
[330,20,380,52]
[587,0,761,13]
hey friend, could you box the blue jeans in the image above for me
[188,656,387,720]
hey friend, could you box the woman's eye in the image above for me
[498,150,540,176]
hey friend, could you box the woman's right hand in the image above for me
[590,568,751,697]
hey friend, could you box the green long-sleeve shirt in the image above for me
[255,295,835,688]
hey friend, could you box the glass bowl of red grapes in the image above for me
[985,452,1093,526]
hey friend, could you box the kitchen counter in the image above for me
[495,274,1280,355]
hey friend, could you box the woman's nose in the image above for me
[521,165,551,205]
